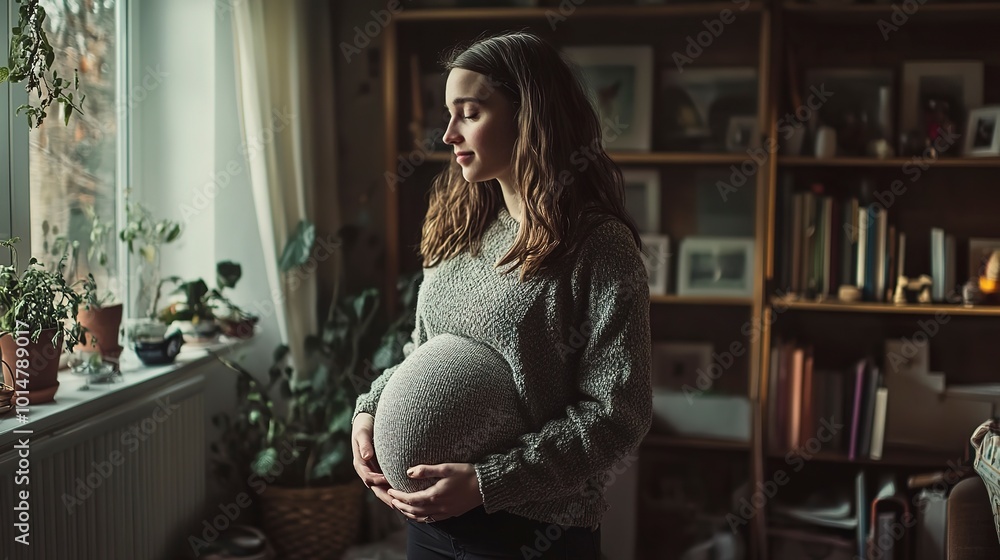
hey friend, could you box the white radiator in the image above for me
[0,374,205,560]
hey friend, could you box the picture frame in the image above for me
[623,168,661,234]
[969,238,1000,280]
[901,61,983,149]
[650,341,713,391]
[562,46,653,151]
[725,115,759,152]
[640,234,670,296]
[660,67,757,152]
[964,106,1000,157]
[677,236,755,297]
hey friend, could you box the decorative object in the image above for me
[0,0,85,128]
[901,61,983,153]
[969,238,1000,281]
[640,234,670,296]
[964,106,1000,157]
[119,198,183,321]
[651,341,713,391]
[623,168,661,234]
[132,330,184,366]
[804,68,893,157]
[814,126,837,158]
[563,46,653,151]
[892,274,934,305]
[660,67,757,152]
[725,115,759,152]
[838,285,861,303]
[677,237,755,297]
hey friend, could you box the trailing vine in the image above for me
[0,0,85,128]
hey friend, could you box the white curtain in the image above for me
[230,0,340,374]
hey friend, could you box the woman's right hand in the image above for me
[352,413,395,510]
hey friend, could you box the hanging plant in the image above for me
[0,0,85,128]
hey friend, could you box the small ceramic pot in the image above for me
[133,331,185,366]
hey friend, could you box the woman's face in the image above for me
[443,68,518,184]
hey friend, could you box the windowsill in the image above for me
[0,337,249,446]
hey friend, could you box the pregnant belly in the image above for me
[373,333,526,493]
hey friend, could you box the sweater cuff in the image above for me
[474,458,519,513]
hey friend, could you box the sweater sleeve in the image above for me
[473,221,653,512]
[352,321,420,424]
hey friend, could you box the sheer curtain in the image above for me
[230,0,340,374]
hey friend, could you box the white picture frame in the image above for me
[562,46,653,151]
[623,168,660,234]
[901,61,983,144]
[677,236,755,297]
[725,115,760,152]
[964,106,1000,157]
[640,234,670,296]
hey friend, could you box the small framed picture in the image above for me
[623,168,660,234]
[562,46,653,151]
[651,341,713,390]
[964,107,1000,157]
[640,234,670,296]
[725,115,759,152]
[901,61,983,147]
[677,237,755,297]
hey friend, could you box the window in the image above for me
[3,0,128,303]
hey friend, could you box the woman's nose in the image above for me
[443,118,462,145]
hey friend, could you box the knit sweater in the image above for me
[353,206,652,529]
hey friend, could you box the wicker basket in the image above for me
[258,481,365,560]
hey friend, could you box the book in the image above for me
[848,359,867,461]
[800,347,816,448]
[858,364,881,458]
[930,227,945,301]
[869,387,889,460]
[789,346,805,449]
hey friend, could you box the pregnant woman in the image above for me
[351,32,652,559]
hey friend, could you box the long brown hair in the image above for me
[420,32,641,281]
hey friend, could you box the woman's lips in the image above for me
[455,152,473,164]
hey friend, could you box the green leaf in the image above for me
[278,220,315,272]
[311,440,348,480]
[0,67,8,84]
[251,447,279,477]
[216,261,242,289]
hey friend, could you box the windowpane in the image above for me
[28,0,120,303]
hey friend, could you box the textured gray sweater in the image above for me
[354,206,652,529]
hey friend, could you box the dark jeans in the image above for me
[406,505,602,559]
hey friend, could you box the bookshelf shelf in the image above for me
[782,1,1000,22]
[766,448,963,469]
[778,156,1000,168]
[770,298,1000,317]
[396,3,764,22]
[643,433,751,452]
[652,294,753,306]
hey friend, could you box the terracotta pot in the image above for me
[76,303,124,359]
[0,328,64,405]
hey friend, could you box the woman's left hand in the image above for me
[387,462,483,522]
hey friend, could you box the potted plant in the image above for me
[210,223,420,559]
[158,278,219,342]
[42,208,125,361]
[118,198,182,344]
[207,261,259,339]
[0,237,89,404]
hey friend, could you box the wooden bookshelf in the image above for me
[770,298,1000,317]
[778,155,1000,168]
[783,1,1000,22]
[765,448,963,469]
[415,151,755,166]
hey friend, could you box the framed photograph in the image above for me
[640,234,670,296]
[901,61,983,148]
[562,46,653,151]
[964,106,1000,157]
[725,115,759,152]
[650,341,713,390]
[623,168,660,233]
[677,236,755,297]
[969,238,1000,280]
[660,67,757,152]
[803,68,893,156]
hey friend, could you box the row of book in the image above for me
[780,184,943,302]
[768,341,888,461]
